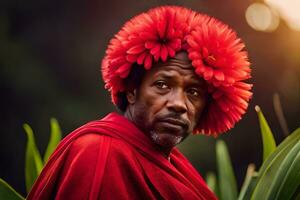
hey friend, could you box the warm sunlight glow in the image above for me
[266,0,300,31]
[245,3,279,32]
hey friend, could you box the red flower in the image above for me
[187,18,251,87]
[124,7,188,69]
[185,17,252,135]
[195,82,252,136]
[101,6,252,136]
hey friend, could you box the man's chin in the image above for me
[150,131,185,149]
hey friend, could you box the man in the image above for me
[27,6,252,200]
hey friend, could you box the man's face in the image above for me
[127,52,207,150]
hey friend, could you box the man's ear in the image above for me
[126,89,137,104]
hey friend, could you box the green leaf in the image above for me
[43,118,62,163]
[23,124,43,193]
[0,178,25,200]
[238,164,258,200]
[255,106,276,162]
[205,172,218,196]
[257,128,300,177]
[216,140,238,200]
[275,148,300,199]
[251,128,300,200]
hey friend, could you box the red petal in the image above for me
[225,76,235,84]
[214,70,225,81]
[192,59,204,67]
[167,46,175,57]
[181,42,189,50]
[126,54,138,63]
[110,56,126,67]
[116,63,131,78]
[139,31,157,40]
[145,40,157,49]
[202,47,209,58]
[195,65,205,75]
[154,53,160,61]
[126,44,145,54]
[160,45,168,61]
[137,52,147,65]
[217,99,229,112]
[187,38,200,49]
[144,54,152,69]
[168,38,181,50]
[150,43,161,55]
[188,51,201,60]
[203,67,213,80]
[235,82,252,90]
[157,20,167,38]
[167,28,175,39]
[212,90,224,99]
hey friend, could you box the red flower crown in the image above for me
[101,6,252,136]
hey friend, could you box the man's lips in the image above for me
[157,118,188,131]
[161,118,187,127]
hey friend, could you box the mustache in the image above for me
[155,112,190,129]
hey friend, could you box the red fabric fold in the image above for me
[27,112,217,200]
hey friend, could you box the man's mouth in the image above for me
[161,118,187,127]
[157,118,188,132]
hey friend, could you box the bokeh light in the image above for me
[266,0,300,31]
[245,3,279,32]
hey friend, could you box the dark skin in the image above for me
[124,52,207,159]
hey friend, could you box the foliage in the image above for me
[43,118,62,163]
[0,118,62,199]
[216,140,238,200]
[23,124,43,193]
[206,106,300,200]
[205,172,219,197]
[255,106,277,162]
[0,179,24,200]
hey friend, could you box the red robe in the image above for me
[27,112,217,200]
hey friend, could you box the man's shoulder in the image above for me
[70,132,135,154]
[71,133,104,149]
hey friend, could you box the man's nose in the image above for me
[166,89,187,113]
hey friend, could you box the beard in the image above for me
[131,102,190,149]
[149,130,186,149]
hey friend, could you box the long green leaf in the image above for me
[216,140,238,200]
[267,140,300,199]
[275,142,300,199]
[252,139,300,199]
[238,164,258,200]
[23,124,43,193]
[251,128,300,200]
[257,128,300,177]
[205,172,218,196]
[255,106,276,162]
[43,118,62,163]
[0,178,24,200]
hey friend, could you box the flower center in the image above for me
[203,55,217,68]
[159,38,169,44]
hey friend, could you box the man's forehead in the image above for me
[147,52,205,85]
[156,52,193,70]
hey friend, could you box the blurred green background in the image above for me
[0,0,299,196]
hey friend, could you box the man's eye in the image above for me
[155,81,169,89]
[188,88,200,97]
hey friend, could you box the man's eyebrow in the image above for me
[154,72,174,79]
[154,72,204,86]
[189,80,204,86]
